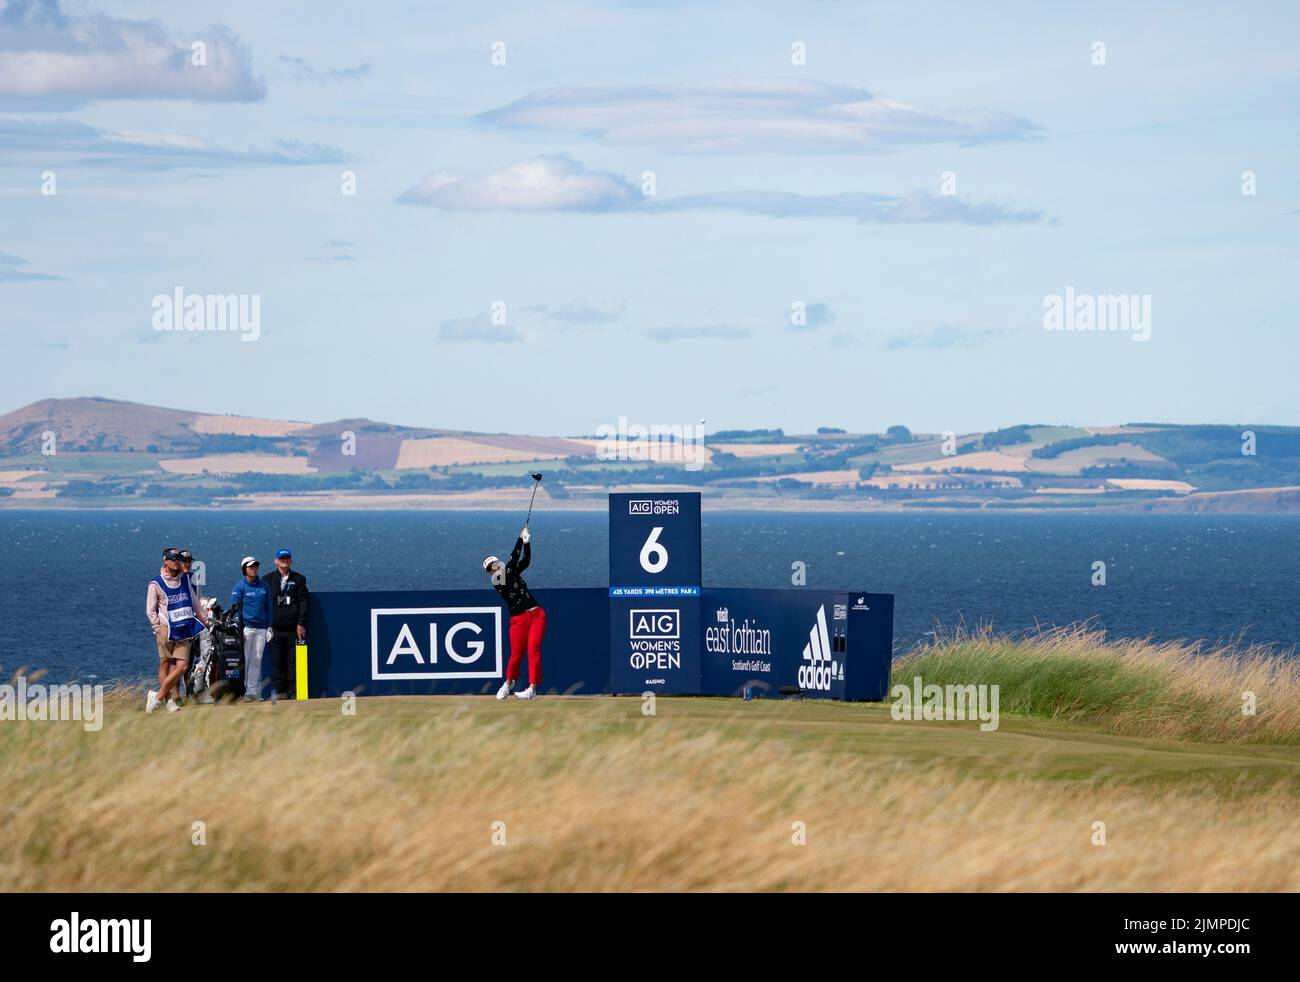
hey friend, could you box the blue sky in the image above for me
[2,0,1297,435]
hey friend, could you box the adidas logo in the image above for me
[798,604,838,692]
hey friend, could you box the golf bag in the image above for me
[203,601,247,701]
[183,598,218,699]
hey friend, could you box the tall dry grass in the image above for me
[895,624,1300,743]
[1,690,1296,892]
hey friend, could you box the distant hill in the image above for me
[0,397,201,454]
[3,398,1300,511]
[0,397,461,459]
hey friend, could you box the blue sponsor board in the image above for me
[305,588,610,697]
[608,491,703,694]
[307,586,891,700]
[371,604,502,681]
[608,596,702,694]
[845,591,895,701]
[701,588,893,700]
[608,492,702,589]
[302,494,893,702]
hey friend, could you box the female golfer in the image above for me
[484,526,545,700]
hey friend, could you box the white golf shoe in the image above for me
[145,690,160,714]
[166,698,181,713]
[496,679,515,701]
[514,685,538,701]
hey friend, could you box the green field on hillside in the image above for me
[1025,425,1089,444]
[0,452,163,475]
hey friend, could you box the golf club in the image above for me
[525,472,543,525]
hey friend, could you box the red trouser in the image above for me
[507,606,546,685]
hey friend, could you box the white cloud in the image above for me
[0,116,343,168]
[787,302,836,332]
[641,325,752,342]
[0,0,265,109]
[280,54,370,84]
[526,299,625,326]
[398,154,1046,225]
[883,325,1002,351]
[656,189,1046,224]
[0,251,62,282]
[398,154,640,211]
[438,313,523,344]
[478,78,1041,154]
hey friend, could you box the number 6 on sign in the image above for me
[640,526,668,573]
[608,492,699,591]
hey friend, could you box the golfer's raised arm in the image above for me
[509,533,530,573]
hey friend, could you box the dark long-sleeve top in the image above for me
[263,569,309,631]
[493,537,539,616]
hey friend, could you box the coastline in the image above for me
[5,492,1300,514]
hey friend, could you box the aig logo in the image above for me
[371,607,502,680]
[629,499,679,516]
[630,608,679,639]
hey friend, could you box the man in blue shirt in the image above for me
[231,556,273,701]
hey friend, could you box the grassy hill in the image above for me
[0,397,200,454]
[3,630,1296,891]
[3,398,1300,510]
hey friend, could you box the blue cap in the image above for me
[275,548,292,559]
